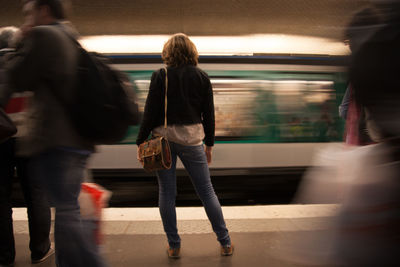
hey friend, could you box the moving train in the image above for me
[85,35,348,177]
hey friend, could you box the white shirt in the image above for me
[153,123,205,146]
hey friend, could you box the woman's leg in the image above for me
[177,144,231,246]
[156,143,180,248]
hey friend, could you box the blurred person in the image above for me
[280,140,400,266]
[0,25,52,267]
[3,0,107,266]
[278,6,399,265]
[136,33,233,258]
[339,7,381,146]
[351,0,400,138]
[338,1,400,264]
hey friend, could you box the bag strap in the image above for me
[163,67,168,130]
[55,23,82,48]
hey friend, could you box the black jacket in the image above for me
[136,65,215,146]
[4,23,95,156]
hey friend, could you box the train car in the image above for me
[81,35,348,178]
[87,60,347,178]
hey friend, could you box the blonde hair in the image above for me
[162,33,198,67]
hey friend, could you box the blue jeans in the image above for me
[157,142,231,248]
[30,147,107,267]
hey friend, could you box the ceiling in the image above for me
[0,0,370,39]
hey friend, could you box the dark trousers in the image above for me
[0,138,51,265]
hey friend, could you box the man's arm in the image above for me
[5,28,46,93]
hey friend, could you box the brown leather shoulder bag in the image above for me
[139,68,172,172]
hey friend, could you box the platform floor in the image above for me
[11,205,339,267]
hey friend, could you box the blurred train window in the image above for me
[121,69,345,144]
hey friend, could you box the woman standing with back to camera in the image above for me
[136,33,233,258]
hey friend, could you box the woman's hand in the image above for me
[205,145,213,165]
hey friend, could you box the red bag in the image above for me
[79,183,112,244]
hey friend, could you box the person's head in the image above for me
[162,33,199,67]
[370,0,400,23]
[22,0,65,26]
[0,27,19,49]
[344,7,381,52]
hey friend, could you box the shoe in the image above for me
[167,247,180,259]
[31,244,55,264]
[221,244,234,256]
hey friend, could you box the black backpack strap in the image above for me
[53,22,82,48]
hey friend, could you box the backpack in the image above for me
[58,29,140,144]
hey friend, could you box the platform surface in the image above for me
[11,205,339,267]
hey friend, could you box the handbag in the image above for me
[0,107,17,143]
[139,68,172,172]
[79,182,112,244]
